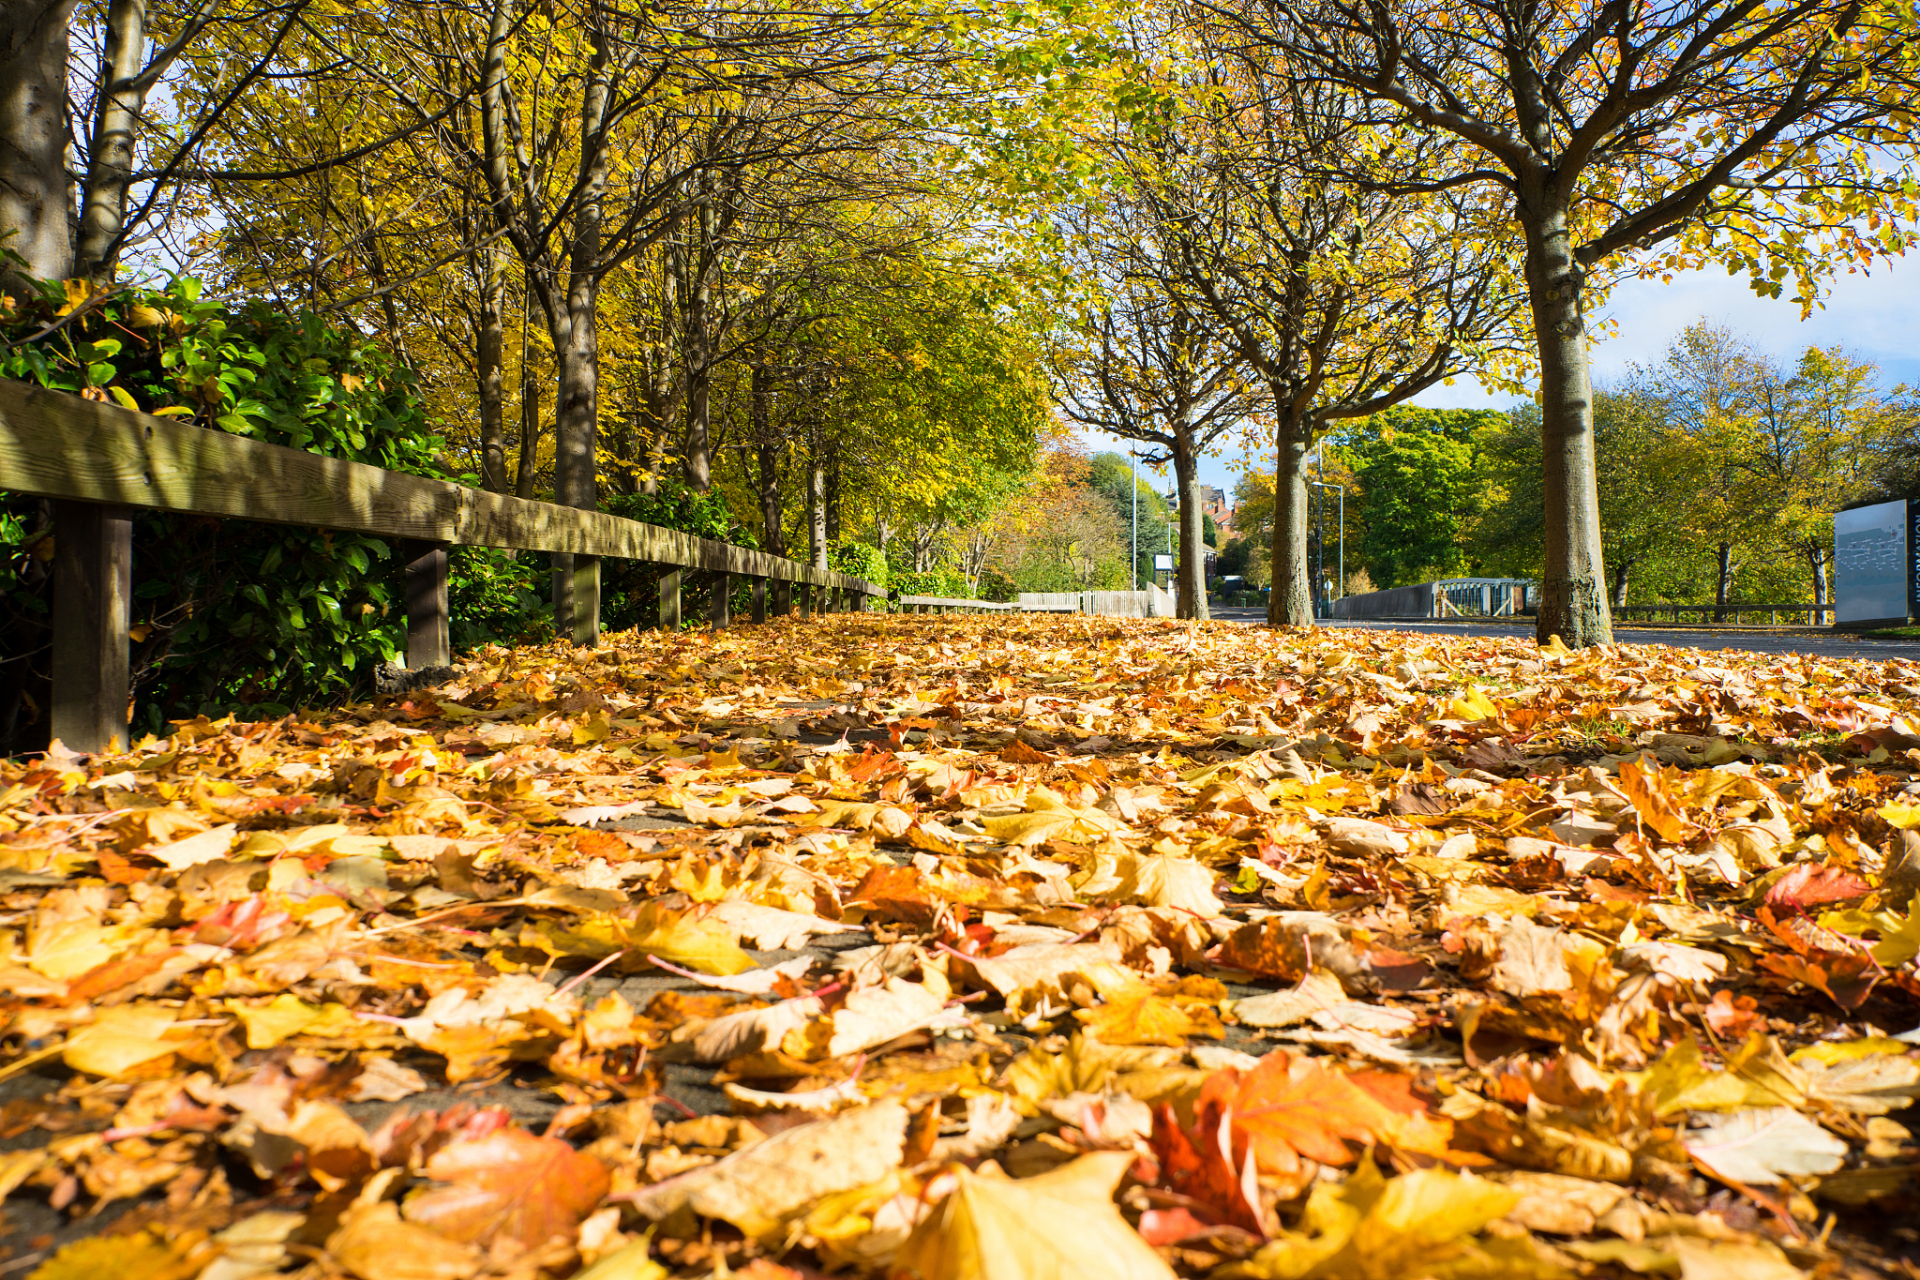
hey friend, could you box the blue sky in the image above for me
[1082,255,1920,500]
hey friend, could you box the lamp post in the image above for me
[1307,481,1345,615]
[1130,449,1138,592]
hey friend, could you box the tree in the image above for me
[1348,408,1491,588]
[1054,197,1249,619]
[1262,0,1920,645]
[1098,13,1524,626]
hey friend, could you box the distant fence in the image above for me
[1018,584,1174,618]
[1615,603,1835,626]
[1333,578,1532,620]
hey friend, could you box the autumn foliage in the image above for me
[4,616,1920,1276]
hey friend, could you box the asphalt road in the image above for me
[1204,607,1920,663]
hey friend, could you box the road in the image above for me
[1204,608,1920,663]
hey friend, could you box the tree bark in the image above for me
[1523,202,1612,646]
[0,0,76,290]
[753,363,783,556]
[1610,555,1634,610]
[1714,541,1735,621]
[807,447,827,570]
[550,20,611,644]
[514,353,539,498]
[1268,421,1313,626]
[1808,544,1829,608]
[1172,427,1208,620]
[74,0,148,281]
[476,242,509,492]
[680,197,713,491]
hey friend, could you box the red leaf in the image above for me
[1764,864,1871,912]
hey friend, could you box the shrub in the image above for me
[891,567,968,601]
[829,541,887,587]
[978,569,1016,602]
[1,273,451,749]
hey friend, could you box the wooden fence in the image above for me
[0,380,886,753]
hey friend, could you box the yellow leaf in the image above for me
[572,710,613,745]
[895,1152,1175,1280]
[150,822,239,870]
[1075,982,1224,1047]
[1877,801,1920,829]
[574,1240,667,1280]
[63,1003,180,1077]
[27,1229,198,1280]
[1105,848,1223,917]
[626,903,755,975]
[1447,686,1500,722]
[231,994,354,1049]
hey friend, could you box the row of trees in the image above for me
[1218,327,1920,614]
[0,0,1058,641]
[1046,0,1920,644]
[4,0,1920,646]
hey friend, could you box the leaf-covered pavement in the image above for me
[6,615,1920,1278]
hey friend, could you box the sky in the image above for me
[1078,256,1920,504]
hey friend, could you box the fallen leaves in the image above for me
[7,614,1920,1278]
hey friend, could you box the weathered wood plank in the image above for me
[50,501,131,753]
[660,570,681,630]
[401,540,451,669]
[0,381,886,594]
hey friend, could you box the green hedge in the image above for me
[0,273,467,749]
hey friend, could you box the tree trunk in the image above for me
[1808,543,1829,608]
[476,242,509,492]
[0,0,76,291]
[753,364,783,556]
[1172,427,1208,620]
[1610,555,1633,610]
[550,25,610,644]
[825,447,840,547]
[1713,542,1735,622]
[680,199,713,491]
[807,449,827,570]
[1523,203,1612,647]
[515,353,539,498]
[1267,421,1313,626]
[74,0,148,281]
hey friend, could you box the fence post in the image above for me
[50,501,131,754]
[400,539,451,669]
[712,571,731,629]
[797,582,811,617]
[660,570,681,629]
[773,579,791,617]
[573,555,600,645]
[751,577,767,623]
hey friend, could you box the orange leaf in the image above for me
[1616,759,1694,843]
[1195,1051,1434,1173]
[405,1128,610,1247]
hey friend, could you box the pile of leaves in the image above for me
[5,615,1920,1279]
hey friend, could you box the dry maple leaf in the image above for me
[894,1151,1175,1280]
[404,1127,611,1247]
[1192,1051,1450,1178]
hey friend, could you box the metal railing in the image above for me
[1614,602,1836,626]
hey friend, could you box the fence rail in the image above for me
[0,380,886,753]
[1614,602,1836,625]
